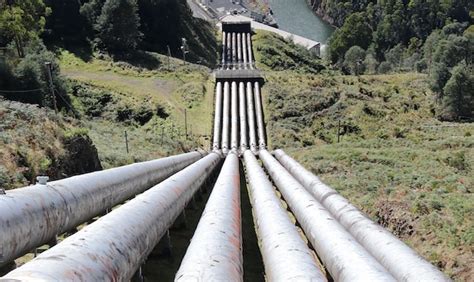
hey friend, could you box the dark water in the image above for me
[269,0,334,44]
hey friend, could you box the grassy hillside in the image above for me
[255,32,473,280]
[0,99,101,189]
[59,50,215,168]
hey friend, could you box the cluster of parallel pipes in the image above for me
[0,21,450,282]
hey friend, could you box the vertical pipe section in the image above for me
[273,150,450,282]
[231,33,236,69]
[259,150,396,282]
[247,33,253,69]
[231,81,239,152]
[239,82,248,151]
[221,32,226,67]
[212,82,223,151]
[1,153,222,281]
[0,151,203,267]
[176,153,242,281]
[242,33,248,69]
[253,82,266,149]
[226,32,232,68]
[243,151,327,282]
[237,33,242,69]
[246,82,257,153]
[221,81,230,154]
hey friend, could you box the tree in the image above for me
[364,53,379,74]
[385,44,404,71]
[344,46,366,75]
[439,62,474,120]
[0,0,51,57]
[95,0,142,54]
[327,12,372,63]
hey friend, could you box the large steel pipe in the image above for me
[231,81,239,152]
[259,150,395,282]
[176,153,242,281]
[253,82,266,149]
[247,33,253,69]
[242,33,248,69]
[243,151,327,282]
[246,82,258,153]
[0,151,203,267]
[226,32,232,68]
[221,81,230,154]
[2,153,222,281]
[239,82,248,151]
[237,33,242,69]
[221,32,226,67]
[231,33,236,69]
[273,150,450,282]
[212,82,223,151]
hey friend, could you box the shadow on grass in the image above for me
[112,51,162,70]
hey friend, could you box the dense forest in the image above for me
[0,0,217,111]
[309,0,473,121]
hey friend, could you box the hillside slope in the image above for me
[254,31,474,281]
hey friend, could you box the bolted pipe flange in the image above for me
[36,176,49,185]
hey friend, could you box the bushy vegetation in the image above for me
[252,31,325,74]
[261,70,473,280]
[0,99,101,189]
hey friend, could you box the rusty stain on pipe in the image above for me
[176,153,242,281]
[1,153,222,281]
[0,151,203,267]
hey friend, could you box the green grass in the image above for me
[59,50,215,168]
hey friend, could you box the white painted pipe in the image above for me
[273,149,450,282]
[243,151,327,281]
[0,151,203,267]
[232,33,236,69]
[259,150,396,282]
[242,33,248,69]
[246,82,257,153]
[221,32,226,67]
[1,153,222,281]
[221,81,230,154]
[230,81,239,152]
[212,82,223,151]
[253,82,266,149]
[226,32,232,69]
[176,153,242,281]
[247,33,253,69]
[237,33,242,69]
[239,82,248,151]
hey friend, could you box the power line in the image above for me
[0,88,42,93]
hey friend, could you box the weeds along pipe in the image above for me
[253,82,266,149]
[1,153,222,281]
[237,33,242,68]
[221,81,230,154]
[246,82,258,153]
[212,82,223,151]
[243,151,327,282]
[259,150,396,282]
[242,33,248,69]
[231,81,239,152]
[0,151,203,267]
[239,82,248,151]
[175,153,242,281]
[221,32,226,67]
[273,150,450,282]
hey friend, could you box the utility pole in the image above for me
[337,120,341,143]
[184,109,188,140]
[167,45,171,70]
[124,131,129,154]
[180,38,189,65]
[44,62,58,114]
